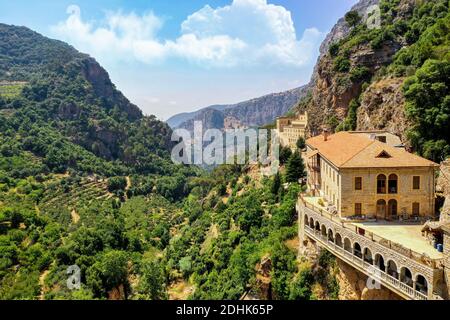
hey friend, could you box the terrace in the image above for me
[299,195,445,300]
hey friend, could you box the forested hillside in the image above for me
[0,24,321,300]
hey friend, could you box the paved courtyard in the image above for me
[352,221,443,260]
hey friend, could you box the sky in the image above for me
[0,0,358,120]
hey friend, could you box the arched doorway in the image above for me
[376,200,386,219]
[388,174,398,194]
[335,233,343,247]
[377,174,387,194]
[344,238,352,252]
[353,242,362,258]
[328,229,334,243]
[416,275,428,295]
[363,248,373,264]
[387,260,398,279]
[388,199,398,218]
[375,254,385,272]
[315,221,320,232]
[400,267,413,287]
[309,218,314,228]
[321,225,327,237]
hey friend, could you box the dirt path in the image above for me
[71,209,80,224]
[38,270,50,300]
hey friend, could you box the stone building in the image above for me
[275,112,308,148]
[298,130,449,300]
[305,131,437,219]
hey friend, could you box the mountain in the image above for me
[293,0,449,162]
[0,23,181,176]
[167,85,310,130]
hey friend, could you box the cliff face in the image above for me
[307,41,400,130]
[168,85,311,131]
[336,259,402,300]
[356,77,410,143]
[295,0,419,137]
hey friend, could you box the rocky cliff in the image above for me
[294,0,424,138]
[168,85,311,131]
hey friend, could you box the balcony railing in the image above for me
[300,195,442,269]
[304,225,429,300]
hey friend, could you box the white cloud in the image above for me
[51,1,324,67]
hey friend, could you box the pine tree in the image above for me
[271,172,281,200]
[285,150,305,183]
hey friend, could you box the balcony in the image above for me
[299,201,445,300]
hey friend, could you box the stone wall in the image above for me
[340,167,435,218]
[336,259,402,300]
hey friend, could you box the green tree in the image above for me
[404,59,450,161]
[271,172,281,198]
[345,10,362,27]
[296,137,306,150]
[285,150,305,183]
[279,146,292,165]
[138,259,167,300]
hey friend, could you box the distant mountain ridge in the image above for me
[167,85,311,131]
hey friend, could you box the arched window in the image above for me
[376,200,387,219]
[328,229,334,243]
[375,254,385,272]
[416,275,428,295]
[388,174,398,194]
[315,221,320,231]
[363,248,373,264]
[309,218,314,228]
[321,225,327,237]
[377,174,387,194]
[387,260,398,279]
[400,267,413,287]
[388,199,398,217]
[353,242,362,258]
[335,233,343,247]
[344,238,352,252]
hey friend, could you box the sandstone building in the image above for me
[276,112,308,148]
[298,130,450,300]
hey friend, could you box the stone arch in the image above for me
[387,260,399,279]
[353,242,362,258]
[400,267,413,287]
[374,253,385,272]
[309,217,314,228]
[335,233,343,247]
[376,199,387,219]
[344,237,352,252]
[315,221,320,231]
[327,228,334,242]
[388,199,398,217]
[377,174,387,194]
[363,247,373,264]
[321,224,327,237]
[304,214,309,226]
[388,174,398,194]
[415,274,428,295]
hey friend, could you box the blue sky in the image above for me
[0,0,358,120]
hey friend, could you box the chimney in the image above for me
[323,129,330,141]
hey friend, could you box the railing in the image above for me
[304,224,430,300]
[300,196,443,269]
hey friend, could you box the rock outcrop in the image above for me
[336,259,402,300]
[356,77,410,143]
[437,159,450,224]
[168,85,311,131]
